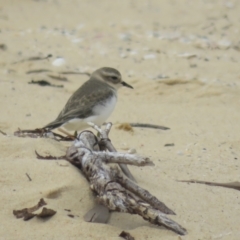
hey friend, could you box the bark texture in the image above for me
[66,123,187,235]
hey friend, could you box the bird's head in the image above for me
[91,67,133,90]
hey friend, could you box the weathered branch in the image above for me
[116,176,175,215]
[66,124,187,235]
[88,122,136,182]
[97,152,154,166]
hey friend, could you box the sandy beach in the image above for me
[1,0,240,239]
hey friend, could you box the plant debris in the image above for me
[28,80,63,88]
[13,199,56,221]
[13,198,47,219]
[164,143,175,147]
[0,43,7,51]
[37,207,56,218]
[59,71,91,76]
[13,54,52,64]
[25,173,32,181]
[119,231,135,240]
[14,128,74,141]
[35,150,66,160]
[130,123,170,130]
[0,130,7,136]
[178,180,240,191]
[26,69,52,74]
[116,123,134,132]
[47,74,68,81]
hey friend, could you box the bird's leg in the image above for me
[87,122,102,134]
[87,122,103,138]
[58,128,76,139]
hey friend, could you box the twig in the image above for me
[13,54,52,64]
[178,179,240,191]
[14,128,73,141]
[25,173,32,181]
[26,69,52,74]
[0,129,7,135]
[130,123,170,130]
[47,74,68,82]
[35,151,66,160]
[13,198,47,219]
[59,71,91,76]
[28,80,63,88]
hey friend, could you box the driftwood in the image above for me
[66,123,187,235]
[88,122,136,183]
[14,127,136,183]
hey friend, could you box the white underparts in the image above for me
[62,95,117,131]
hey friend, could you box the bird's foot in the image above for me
[87,122,113,140]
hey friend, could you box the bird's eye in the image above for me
[111,76,118,81]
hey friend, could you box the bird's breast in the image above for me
[92,95,117,125]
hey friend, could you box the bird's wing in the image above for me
[44,87,115,130]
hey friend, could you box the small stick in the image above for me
[35,151,66,160]
[14,128,73,141]
[25,173,32,181]
[178,179,240,191]
[26,69,52,74]
[47,74,68,82]
[13,54,52,64]
[0,130,7,135]
[59,71,91,76]
[130,123,170,130]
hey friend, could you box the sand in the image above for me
[1,0,240,239]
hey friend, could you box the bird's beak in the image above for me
[121,81,133,89]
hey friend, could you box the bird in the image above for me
[44,67,133,131]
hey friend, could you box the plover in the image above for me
[44,67,133,131]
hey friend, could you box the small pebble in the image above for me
[143,54,156,60]
[52,57,66,67]
[217,39,232,49]
[128,148,137,154]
